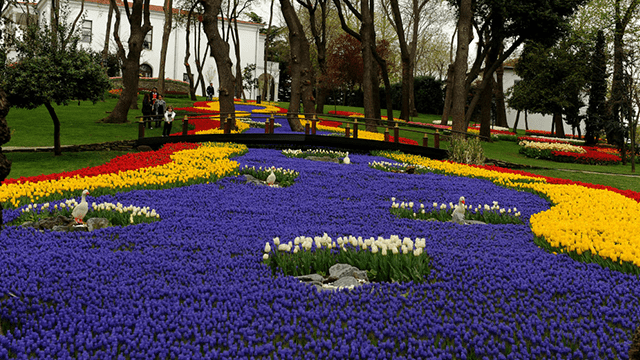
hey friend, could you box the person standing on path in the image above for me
[153,94,166,129]
[142,93,153,129]
[206,83,215,101]
[163,105,176,137]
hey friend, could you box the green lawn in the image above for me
[4,97,639,192]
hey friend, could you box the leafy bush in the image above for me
[448,136,486,165]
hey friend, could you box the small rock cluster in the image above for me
[243,174,281,187]
[21,216,110,232]
[297,263,370,291]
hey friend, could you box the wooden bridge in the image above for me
[134,113,467,160]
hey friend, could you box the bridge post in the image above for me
[219,114,225,130]
[269,114,275,134]
[345,124,350,138]
[384,128,390,142]
[265,119,270,134]
[312,115,317,135]
[394,123,400,143]
[138,119,145,139]
[305,123,310,135]
[422,133,428,147]
[435,130,440,149]
[353,119,358,139]
[224,115,231,134]
[182,116,189,136]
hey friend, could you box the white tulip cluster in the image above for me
[19,200,161,224]
[239,119,282,128]
[263,234,428,259]
[521,135,584,145]
[518,140,586,154]
[391,199,521,217]
[282,149,347,157]
[241,165,299,177]
[368,161,431,172]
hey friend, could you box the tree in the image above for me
[447,0,588,135]
[201,0,237,127]
[450,0,472,135]
[508,35,591,138]
[1,25,110,156]
[101,0,152,123]
[586,30,607,145]
[157,0,174,95]
[280,0,314,131]
[298,0,331,114]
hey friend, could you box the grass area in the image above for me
[4,94,201,147]
[3,97,639,192]
[5,151,130,179]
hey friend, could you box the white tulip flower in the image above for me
[408,202,414,208]
[273,237,280,246]
[263,254,269,260]
[264,243,271,253]
[433,202,438,208]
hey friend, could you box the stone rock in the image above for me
[21,216,109,232]
[298,263,370,292]
[87,218,110,231]
[306,156,340,163]
[137,145,153,152]
[448,219,487,225]
[297,274,325,283]
[328,263,369,282]
[244,174,280,187]
[630,324,640,360]
[331,276,360,288]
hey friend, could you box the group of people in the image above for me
[142,87,176,137]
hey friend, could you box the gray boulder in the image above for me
[87,218,110,231]
[328,263,369,282]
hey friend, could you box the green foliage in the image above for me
[242,64,259,91]
[239,165,299,187]
[448,136,486,165]
[507,33,591,117]
[1,25,110,110]
[385,76,445,115]
[585,30,607,146]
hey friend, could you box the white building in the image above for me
[2,0,279,100]
[502,64,584,136]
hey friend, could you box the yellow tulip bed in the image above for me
[1,142,248,208]
[379,151,640,272]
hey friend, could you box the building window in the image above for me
[143,28,152,50]
[81,20,92,43]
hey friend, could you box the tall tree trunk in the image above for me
[263,0,276,102]
[194,21,209,97]
[102,1,114,71]
[495,64,507,127]
[360,0,377,131]
[512,110,520,133]
[184,9,198,101]
[44,102,62,156]
[279,0,309,131]
[0,87,12,226]
[479,77,492,140]
[553,112,565,138]
[101,0,152,123]
[157,0,173,95]
[299,0,329,114]
[232,18,244,100]
[451,0,472,135]
[441,63,454,126]
[388,0,410,120]
[202,0,237,128]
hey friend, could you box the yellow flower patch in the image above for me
[1,143,247,207]
[380,151,640,267]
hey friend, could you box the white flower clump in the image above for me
[239,119,282,128]
[20,200,160,224]
[368,161,431,172]
[392,199,521,217]
[519,140,586,154]
[521,135,585,145]
[282,149,347,157]
[264,234,428,257]
[241,165,299,176]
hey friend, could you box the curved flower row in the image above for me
[379,151,640,267]
[1,143,200,186]
[1,143,247,207]
[519,140,586,153]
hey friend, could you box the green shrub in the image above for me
[448,136,486,165]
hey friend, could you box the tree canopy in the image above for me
[1,25,110,155]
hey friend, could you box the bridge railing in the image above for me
[137,111,489,149]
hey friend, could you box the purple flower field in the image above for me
[0,148,638,359]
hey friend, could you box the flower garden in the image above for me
[0,100,639,358]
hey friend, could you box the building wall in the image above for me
[7,0,278,100]
[502,67,585,136]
